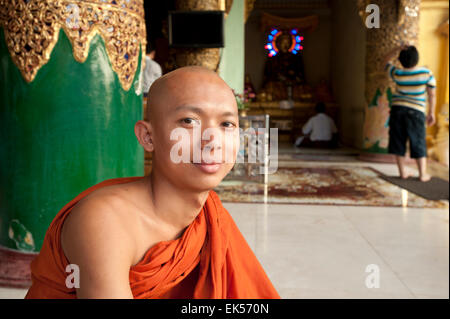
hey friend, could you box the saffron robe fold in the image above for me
[25,177,280,299]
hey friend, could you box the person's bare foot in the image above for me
[419,174,432,182]
[400,172,411,180]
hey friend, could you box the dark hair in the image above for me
[399,46,419,68]
[315,102,326,113]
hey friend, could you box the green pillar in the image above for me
[0,0,146,287]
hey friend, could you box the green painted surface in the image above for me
[363,140,388,154]
[369,88,381,107]
[0,29,144,252]
[363,86,393,154]
[219,0,245,93]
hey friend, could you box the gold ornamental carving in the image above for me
[359,0,420,103]
[174,48,221,71]
[0,0,146,91]
[169,0,221,72]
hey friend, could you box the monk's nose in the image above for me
[201,139,222,152]
[200,130,223,151]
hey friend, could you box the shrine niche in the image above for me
[258,13,319,102]
[244,11,337,144]
[263,28,306,101]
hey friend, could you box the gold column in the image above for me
[168,0,223,72]
[359,0,421,161]
[429,20,449,166]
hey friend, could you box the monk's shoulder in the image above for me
[67,184,132,225]
[60,186,139,298]
[61,187,136,266]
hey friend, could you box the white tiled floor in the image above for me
[0,287,27,299]
[221,145,449,299]
[223,201,448,299]
[1,145,448,299]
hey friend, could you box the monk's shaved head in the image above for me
[146,66,235,123]
[135,65,239,193]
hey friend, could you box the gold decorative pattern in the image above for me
[0,0,146,91]
[364,0,420,103]
[361,0,421,151]
[174,48,221,71]
[175,0,219,11]
[167,0,221,72]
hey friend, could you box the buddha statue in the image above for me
[262,31,306,101]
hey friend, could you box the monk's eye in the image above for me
[222,121,236,128]
[180,118,200,126]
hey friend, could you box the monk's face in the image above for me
[138,67,240,192]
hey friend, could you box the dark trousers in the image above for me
[388,105,427,159]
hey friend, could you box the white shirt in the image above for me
[142,56,162,94]
[302,113,337,141]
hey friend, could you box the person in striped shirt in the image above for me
[382,45,437,182]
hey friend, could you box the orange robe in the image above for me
[25,177,280,299]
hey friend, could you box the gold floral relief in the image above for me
[364,0,420,103]
[0,0,146,91]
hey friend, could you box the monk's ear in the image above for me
[135,120,154,152]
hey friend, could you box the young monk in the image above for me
[25,66,280,299]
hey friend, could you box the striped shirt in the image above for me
[385,62,436,113]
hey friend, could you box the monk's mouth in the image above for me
[192,162,223,174]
